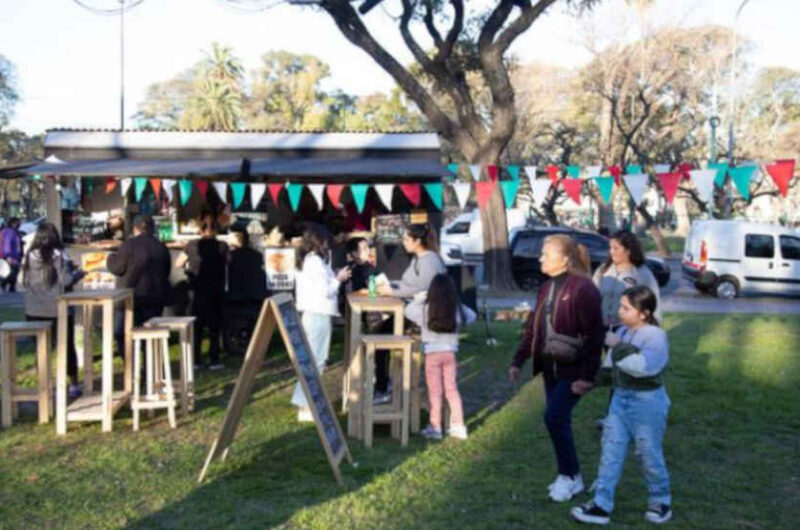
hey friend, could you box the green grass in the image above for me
[0,309,798,529]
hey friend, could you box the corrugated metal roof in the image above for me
[46,127,437,134]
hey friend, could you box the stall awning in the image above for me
[23,158,246,177]
[248,157,452,178]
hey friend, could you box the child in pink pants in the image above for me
[405,274,476,440]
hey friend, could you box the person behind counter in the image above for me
[107,215,172,356]
[175,214,229,371]
[381,223,446,299]
[227,228,267,301]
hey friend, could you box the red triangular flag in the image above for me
[326,184,345,209]
[268,183,283,205]
[766,159,795,197]
[149,178,162,198]
[105,177,117,194]
[561,179,583,205]
[657,172,682,204]
[545,165,560,184]
[608,165,622,186]
[399,184,421,206]
[196,181,209,198]
[677,163,693,180]
[487,164,499,182]
[475,181,496,210]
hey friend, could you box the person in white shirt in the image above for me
[292,224,351,422]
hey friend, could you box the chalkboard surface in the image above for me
[276,299,344,456]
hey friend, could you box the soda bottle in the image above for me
[368,274,376,298]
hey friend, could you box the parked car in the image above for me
[682,219,800,299]
[440,208,530,265]
[511,227,671,290]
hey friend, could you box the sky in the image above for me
[1,0,799,135]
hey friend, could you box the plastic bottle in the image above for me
[368,274,376,298]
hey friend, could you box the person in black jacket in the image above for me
[107,215,172,355]
[227,228,266,301]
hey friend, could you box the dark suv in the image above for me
[510,227,670,290]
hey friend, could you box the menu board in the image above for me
[264,247,295,291]
[80,251,116,290]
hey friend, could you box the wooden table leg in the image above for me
[188,324,195,411]
[56,301,68,435]
[101,300,114,432]
[1,332,11,428]
[37,330,50,424]
[179,328,189,416]
[347,341,364,439]
[82,304,94,393]
[401,345,411,447]
[410,349,422,434]
[124,297,133,394]
[364,343,375,449]
[390,350,400,440]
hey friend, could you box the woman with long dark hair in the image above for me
[292,223,351,421]
[385,223,445,299]
[509,234,604,503]
[23,223,84,397]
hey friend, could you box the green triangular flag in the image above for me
[708,162,729,187]
[566,165,581,179]
[507,165,520,181]
[230,183,246,209]
[500,179,519,209]
[594,176,615,204]
[626,165,642,175]
[179,180,193,206]
[350,184,369,214]
[134,178,147,202]
[86,179,94,195]
[730,166,756,200]
[287,183,304,212]
[446,163,459,181]
[423,183,443,210]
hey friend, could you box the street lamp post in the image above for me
[726,0,752,218]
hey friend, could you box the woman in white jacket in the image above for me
[292,224,351,421]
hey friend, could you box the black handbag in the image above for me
[542,282,584,363]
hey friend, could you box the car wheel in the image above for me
[715,277,739,300]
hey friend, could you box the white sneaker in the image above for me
[447,424,468,440]
[297,408,314,422]
[549,474,584,502]
[548,474,569,493]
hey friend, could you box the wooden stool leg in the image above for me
[145,338,154,419]
[9,337,18,420]
[162,337,177,429]
[390,350,401,440]
[401,345,411,446]
[133,339,141,432]
[1,332,11,428]
[410,350,422,434]
[82,305,94,393]
[347,342,364,439]
[363,344,375,449]
[178,329,189,416]
[187,325,195,411]
[36,331,50,424]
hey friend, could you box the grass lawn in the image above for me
[0,308,798,529]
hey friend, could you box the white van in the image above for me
[440,208,529,265]
[682,220,800,299]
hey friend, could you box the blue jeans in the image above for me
[594,387,672,513]
[291,311,332,408]
[544,376,582,477]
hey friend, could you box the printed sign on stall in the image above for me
[264,247,295,291]
[81,252,116,290]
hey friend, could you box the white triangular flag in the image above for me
[250,183,266,208]
[451,182,471,210]
[623,174,650,206]
[374,184,394,211]
[212,182,227,203]
[524,166,537,188]
[531,178,552,208]
[307,184,325,211]
[586,165,603,178]
[469,164,482,181]
[654,164,671,174]
[120,178,132,196]
[162,179,175,201]
[689,169,717,203]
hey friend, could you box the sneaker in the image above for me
[68,384,83,399]
[297,407,314,422]
[549,474,584,502]
[644,503,672,524]
[420,425,443,440]
[547,474,565,492]
[447,424,468,440]
[373,391,392,405]
[571,501,611,525]
[208,363,225,371]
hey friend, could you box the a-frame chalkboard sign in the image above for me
[199,293,352,485]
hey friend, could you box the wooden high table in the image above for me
[56,289,134,435]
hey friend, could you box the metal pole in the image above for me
[119,0,125,130]
[726,0,751,216]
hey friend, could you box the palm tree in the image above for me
[181,79,241,131]
[200,42,244,90]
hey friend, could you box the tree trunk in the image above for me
[480,186,516,290]
[637,204,671,256]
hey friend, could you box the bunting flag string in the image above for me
[134,178,147,202]
[327,184,345,209]
[469,165,482,181]
[264,183,281,206]
[608,165,622,185]
[623,174,649,207]
[487,165,499,182]
[178,180,193,206]
[120,178,132,197]
[308,184,325,210]
[545,165,560,183]
[149,179,162,199]
[507,165,520,181]
[626,165,642,175]
[451,182,471,210]
[475,181,496,211]
[531,178,552,209]
[566,165,581,179]
[350,184,369,214]
[446,163,460,179]
[708,162,729,187]
[677,163,694,179]
[500,179,519,209]
[656,172,682,204]
[196,181,209,199]
[162,179,175,202]
[689,169,716,203]
[654,164,671,174]
[593,176,615,204]
[766,159,795,197]
[250,183,266,208]
[423,183,443,211]
[562,179,583,205]
[586,165,602,178]
[230,182,247,209]
[105,177,117,194]
[730,166,757,200]
[399,183,421,207]
[524,166,537,190]
[213,182,227,203]
[374,184,394,211]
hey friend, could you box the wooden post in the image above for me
[363,342,376,448]
[36,329,50,423]
[1,331,11,428]
[101,299,113,432]
[82,305,94,393]
[124,296,133,394]
[401,344,411,447]
[56,300,68,435]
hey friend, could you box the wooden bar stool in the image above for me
[349,335,413,448]
[131,327,177,431]
[1,321,53,427]
[144,316,196,416]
